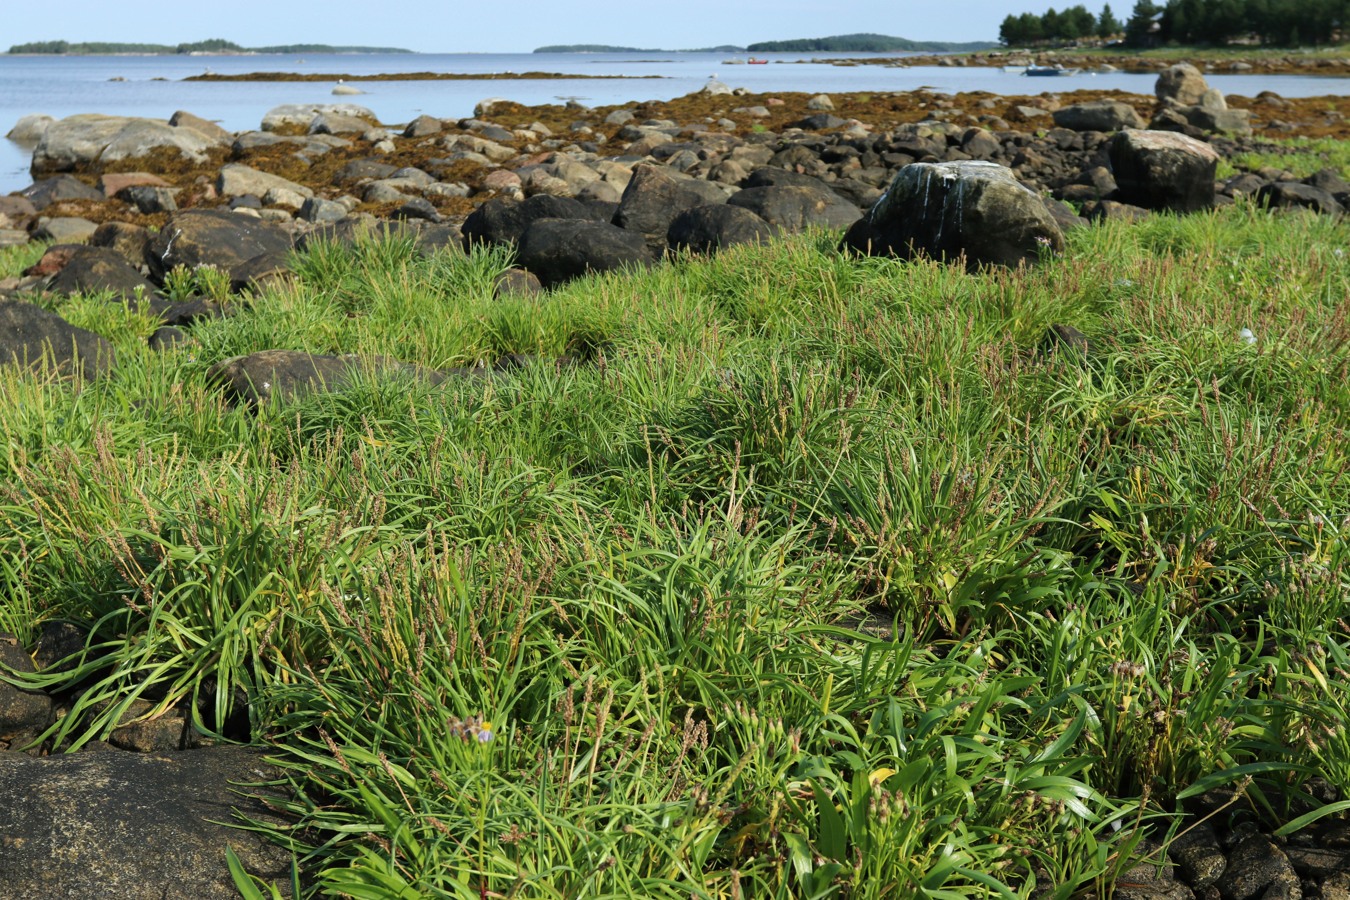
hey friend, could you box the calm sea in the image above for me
[4,51,1350,195]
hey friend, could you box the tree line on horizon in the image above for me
[7,38,412,54]
[1001,0,1350,46]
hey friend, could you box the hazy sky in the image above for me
[4,0,1022,53]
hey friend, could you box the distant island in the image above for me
[536,34,998,53]
[6,39,412,55]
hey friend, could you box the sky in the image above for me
[3,0,1019,53]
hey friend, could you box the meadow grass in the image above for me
[1,202,1348,897]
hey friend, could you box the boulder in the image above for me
[515,218,653,288]
[1256,182,1344,216]
[32,217,100,244]
[0,747,292,899]
[89,221,151,266]
[0,636,53,745]
[727,184,862,233]
[229,250,296,294]
[117,185,178,214]
[46,246,157,301]
[298,196,349,223]
[1155,63,1210,106]
[841,160,1064,270]
[208,350,446,405]
[612,164,727,255]
[493,268,543,299]
[97,119,222,166]
[6,114,56,145]
[1052,101,1143,132]
[30,114,133,175]
[0,299,115,379]
[20,174,104,211]
[667,204,773,254]
[807,94,835,111]
[216,164,313,200]
[260,103,377,132]
[1108,130,1219,213]
[309,112,375,136]
[169,110,234,143]
[146,210,293,283]
[98,171,170,196]
[403,115,443,138]
[462,194,599,249]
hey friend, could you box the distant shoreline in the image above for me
[183,71,666,82]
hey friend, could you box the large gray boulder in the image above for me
[98,119,221,166]
[1155,63,1210,106]
[0,747,293,899]
[841,161,1064,270]
[516,218,653,287]
[6,113,56,145]
[1108,130,1219,213]
[0,299,116,379]
[29,115,130,175]
[30,115,224,177]
[147,210,293,283]
[1052,100,1144,132]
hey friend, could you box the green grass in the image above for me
[1219,135,1350,180]
[2,204,1350,897]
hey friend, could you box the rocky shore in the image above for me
[3,63,1350,897]
[828,49,1350,77]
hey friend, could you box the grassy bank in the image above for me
[1,201,1349,897]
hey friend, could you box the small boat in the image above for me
[1023,64,1080,76]
[747,57,769,65]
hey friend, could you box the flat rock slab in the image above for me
[0,746,292,899]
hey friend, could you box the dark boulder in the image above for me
[146,210,293,284]
[1108,130,1219,213]
[1256,181,1344,216]
[0,746,293,899]
[791,113,847,130]
[841,160,1063,270]
[1082,199,1152,223]
[89,221,151,267]
[667,204,773,254]
[0,299,115,379]
[462,194,597,250]
[493,268,543,299]
[1052,101,1143,132]
[208,349,448,406]
[229,250,296,294]
[116,184,177,214]
[0,636,53,747]
[19,175,104,211]
[727,184,861,233]
[516,218,653,288]
[46,246,157,301]
[611,164,726,256]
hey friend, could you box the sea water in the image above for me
[4,50,1350,195]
